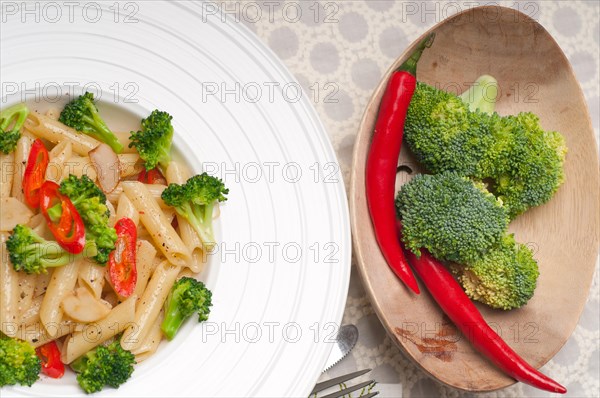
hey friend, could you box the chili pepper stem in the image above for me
[397,33,435,75]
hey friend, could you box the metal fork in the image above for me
[310,369,378,398]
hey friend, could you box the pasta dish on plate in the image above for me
[0,93,227,393]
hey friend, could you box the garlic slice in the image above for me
[62,287,111,322]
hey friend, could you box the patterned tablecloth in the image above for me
[226,1,599,397]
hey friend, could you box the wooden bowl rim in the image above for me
[349,4,600,392]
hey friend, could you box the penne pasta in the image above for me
[120,260,180,351]
[107,183,167,207]
[118,153,143,178]
[0,152,15,198]
[0,197,34,231]
[25,112,100,156]
[78,263,106,299]
[122,182,189,266]
[1,100,224,391]
[1,233,20,337]
[11,134,33,202]
[19,295,43,328]
[45,140,73,184]
[133,239,157,300]
[39,259,81,329]
[62,155,97,181]
[18,320,79,348]
[116,193,139,224]
[45,108,60,120]
[131,311,164,360]
[166,161,206,272]
[61,295,136,364]
[17,273,37,316]
[34,269,52,297]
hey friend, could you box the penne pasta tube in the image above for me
[166,161,206,273]
[62,155,97,181]
[118,153,142,178]
[0,152,15,198]
[116,193,139,224]
[18,320,79,348]
[45,140,72,184]
[0,197,34,232]
[17,273,37,316]
[177,267,194,279]
[1,233,20,337]
[11,134,33,202]
[39,259,80,330]
[19,295,43,328]
[61,295,136,364]
[25,112,100,156]
[34,269,52,297]
[133,240,157,300]
[131,311,164,359]
[106,200,117,226]
[107,183,167,207]
[45,108,60,120]
[120,260,180,351]
[122,182,189,266]
[78,263,106,299]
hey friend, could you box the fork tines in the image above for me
[310,368,378,397]
[320,380,376,398]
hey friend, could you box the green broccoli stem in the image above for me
[176,203,216,251]
[1,103,29,130]
[82,113,123,153]
[161,306,186,341]
[459,75,498,114]
[397,33,435,75]
[70,352,93,373]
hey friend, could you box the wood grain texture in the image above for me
[349,6,600,392]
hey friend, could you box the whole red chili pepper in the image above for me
[35,341,65,379]
[399,226,566,393]
[39,181,86,254]
[22,139,49,208]
[108,217,137,297]
[366,33,435,294]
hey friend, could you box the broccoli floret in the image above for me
[128,110,174,171]
[59,92,123,153]
[0,103,29,154]
[59,175,117,265]
[450,234,539,310]
[395,172,508,264]
[70,341,135,394]
[161,173,228,251]
[6,224,97,274]
[405,81,566,219]
[483,112,567,218]
[0,335,41,387]
[404,82,495,177]
[161,277,213,340]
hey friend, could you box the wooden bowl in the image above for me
[349,5,599,392]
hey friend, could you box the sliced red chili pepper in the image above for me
[39,181,86,254]
[137,167,166,185]
[22,139,50,208]
[366,34,435,294]
[108,217,137,297]
[35,341,65,379]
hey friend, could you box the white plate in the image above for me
[1,2,351,397]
